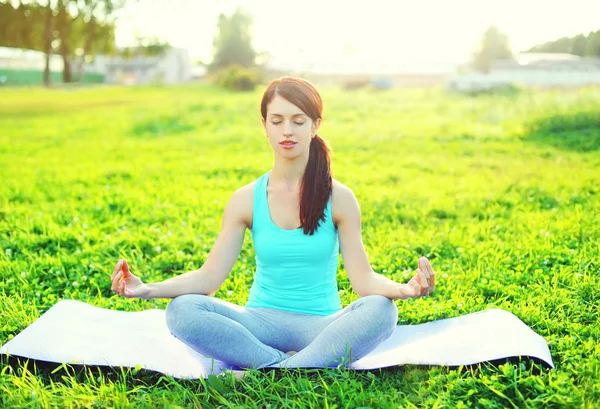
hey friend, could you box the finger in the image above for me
[111,272,119,291]
[420,258,432,280]
[417,268,429,288]
[418,267,426,280]
[423,259,435,288]
[418,270,429,297]
[112,271,123,291]
[113,274,122,293]
[122,260,130,278]
[420,259,434,291]
[111,260,123,281]
[418,257,428,276]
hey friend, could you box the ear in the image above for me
[261,117,267,135]
[312,118,321,136]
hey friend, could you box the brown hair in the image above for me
[260,76,333,236]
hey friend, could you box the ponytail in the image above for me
[299,134,333,235]
[260,76,331,235]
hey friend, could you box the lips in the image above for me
[280,141,297,146]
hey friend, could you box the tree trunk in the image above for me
[57,3,72,83]
[61,53,72,83]
[77,17,96,82]
[43,4,53,87]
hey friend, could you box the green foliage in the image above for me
[131,115,195,138]
[471,25,514,73]
[0,1,121,84]
[0,2,47,51]
[0,83,599,407]
[527,29,600,57]
[0,1,117,55]
[119,36,171,58]
[524,110,600,152]
[210,64,263,91]
[208,6,257,73]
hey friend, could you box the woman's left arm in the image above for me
[334,183,435,300]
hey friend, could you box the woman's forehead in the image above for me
[267,95,305,116]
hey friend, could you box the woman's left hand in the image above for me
[399,257,436,299]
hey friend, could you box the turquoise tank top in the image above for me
[245,170,343,316]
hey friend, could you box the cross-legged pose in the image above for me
[110,76,436,370]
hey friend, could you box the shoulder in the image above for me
[228,180,257,229]
[331,179,360,226]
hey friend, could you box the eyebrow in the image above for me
[269,113,306,117]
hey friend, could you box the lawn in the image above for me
[0,82,598,408]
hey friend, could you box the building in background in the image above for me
[0,46,195,86]
[263,54,462,89]
[0,46,103,85]
[447,52,600,92]
[85,47,193,85]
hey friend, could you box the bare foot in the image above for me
[286,350,298,357]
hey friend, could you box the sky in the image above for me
[114,0,600,74]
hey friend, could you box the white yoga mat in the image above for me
[0,299,554,379]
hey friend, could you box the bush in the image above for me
[343,77,370,90]
[210,64,263,91]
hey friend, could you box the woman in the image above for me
[110,76,435,371]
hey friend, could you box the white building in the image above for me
[264,53,462,88]
[0,46,194,85]
[87,47,193,85]
[0,46,63,71]
[447,52,600,92]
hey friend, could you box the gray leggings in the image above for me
[165,293,398,370]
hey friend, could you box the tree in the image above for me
[470,25,514,73]
[42,1,53,85]
[0,1,55,85]
[118,36,171,58]
[0,2,46,50]
[571,34,587,56]
[208,6,257,72]
[55,0,123,83]
[0,0,122,85]
[585,30,600,57]
[526,29,600,57]
[71,0,120,82]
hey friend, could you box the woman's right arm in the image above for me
[112,186,251,300]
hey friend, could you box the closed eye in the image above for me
[272,121,305,125]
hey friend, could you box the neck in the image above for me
[270,149,310,192]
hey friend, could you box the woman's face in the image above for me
[262,94,321,160]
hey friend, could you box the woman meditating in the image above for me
[110,76,435,370]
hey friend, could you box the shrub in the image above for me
[210,64,263,91]
[343,77,370,90]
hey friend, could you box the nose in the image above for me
[283,120,293,136]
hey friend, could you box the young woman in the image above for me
[110,76,435,370]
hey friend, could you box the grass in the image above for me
[0,82,599,408]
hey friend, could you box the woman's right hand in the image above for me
[111,259,151,300]
[399,257,435,299]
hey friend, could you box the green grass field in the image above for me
[0,82,599,408]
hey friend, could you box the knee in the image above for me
[165,294,211,333]
[362,294,398,328]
